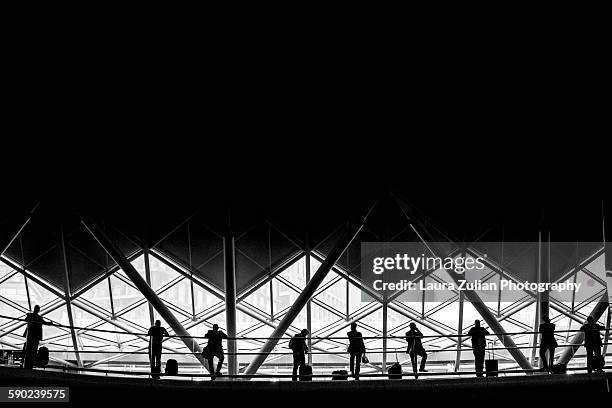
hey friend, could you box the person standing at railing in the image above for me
[406,322,427,378]
[538,316,557,372]
[289,329,309,381]
[22,305,47,369]
[467,320,489,377]
[347,322,366,380]
[147,320,169,379]
[204,324,228,380]
[581,316,605,373]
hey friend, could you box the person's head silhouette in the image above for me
[587,316,594,324]
[351,322,358,331]
[474,320,481,328]
[33,305,40,314]
[213,324,219,331]
[409,322,417,330]
[301,329,309,336]
[155,320,161,327]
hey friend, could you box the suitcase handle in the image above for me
[488,340,495,360]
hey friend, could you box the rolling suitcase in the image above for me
[165,358,178,375]
[299,364,313,381]
[332,369,349,380]
[485,341,498,377]
[388,362,403,379]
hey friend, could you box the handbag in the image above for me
[361,354,369,364]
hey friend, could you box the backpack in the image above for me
[165,359,178,375]
[388,362,402,379]
[36,346,49,367]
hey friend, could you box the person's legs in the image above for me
[539,346,549,370]
[215,352,224,375]
[207,356,216,379]
[23,340,38,369]
[585,346,594,374]
[349,353,356,377]
[355,352,362,379]
[292,352,299,381]
[474,349,485,377]
[418,349,427,371]
[152,349,161,378]
[410,351,418,376]
[593,346,603,372]
[549,346,555,369]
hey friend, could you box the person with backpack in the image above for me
[406,322,427,378]
[581,316,605,373]
[22,305,48,369]
[466,320,489,377]
[147,320,169,379]
[289,329,309,381]
[538,316,557,372]
[205,324,228,380]
[347,322,366,380]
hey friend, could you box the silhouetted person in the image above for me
[406,323,427,378]
[205,324,228,380]
[467,320,489,377]
[22,305,45,369]
[581,316,604,373]
[147,320,168,378]
[289,329,309,381]
[539,316,557,371]
[347,322,366,380]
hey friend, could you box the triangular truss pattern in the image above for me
[1,201,610,374]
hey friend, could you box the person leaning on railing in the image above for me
[347,322,366,380]
[581,316,605,373]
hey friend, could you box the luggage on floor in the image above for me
[592,355,605,370]
[551,363,567,374]
[388,362,403,379]
[165,359,178,375]
[36,346,49,367]
[486,341,498,377]
[299,364,313,381]
[332,370,349,380]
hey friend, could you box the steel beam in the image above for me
[455,290,464,371]
[557,293,609,364]
[224,233,238,376]
[305,237,312,365]
[143,250,155,326]
[0,203,38,256]
[243,206,374,377]
[59,227,82,368]
[81,216,207,367]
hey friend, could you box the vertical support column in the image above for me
[602,307,611,358]
[59,227,82,368]
[305,235,312,366]
[455,290,464,371]
[224,233,238,376]
[531,233,542,366]
[382,300,388,374]
[187,223,196,321]
[143,249,155,326]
